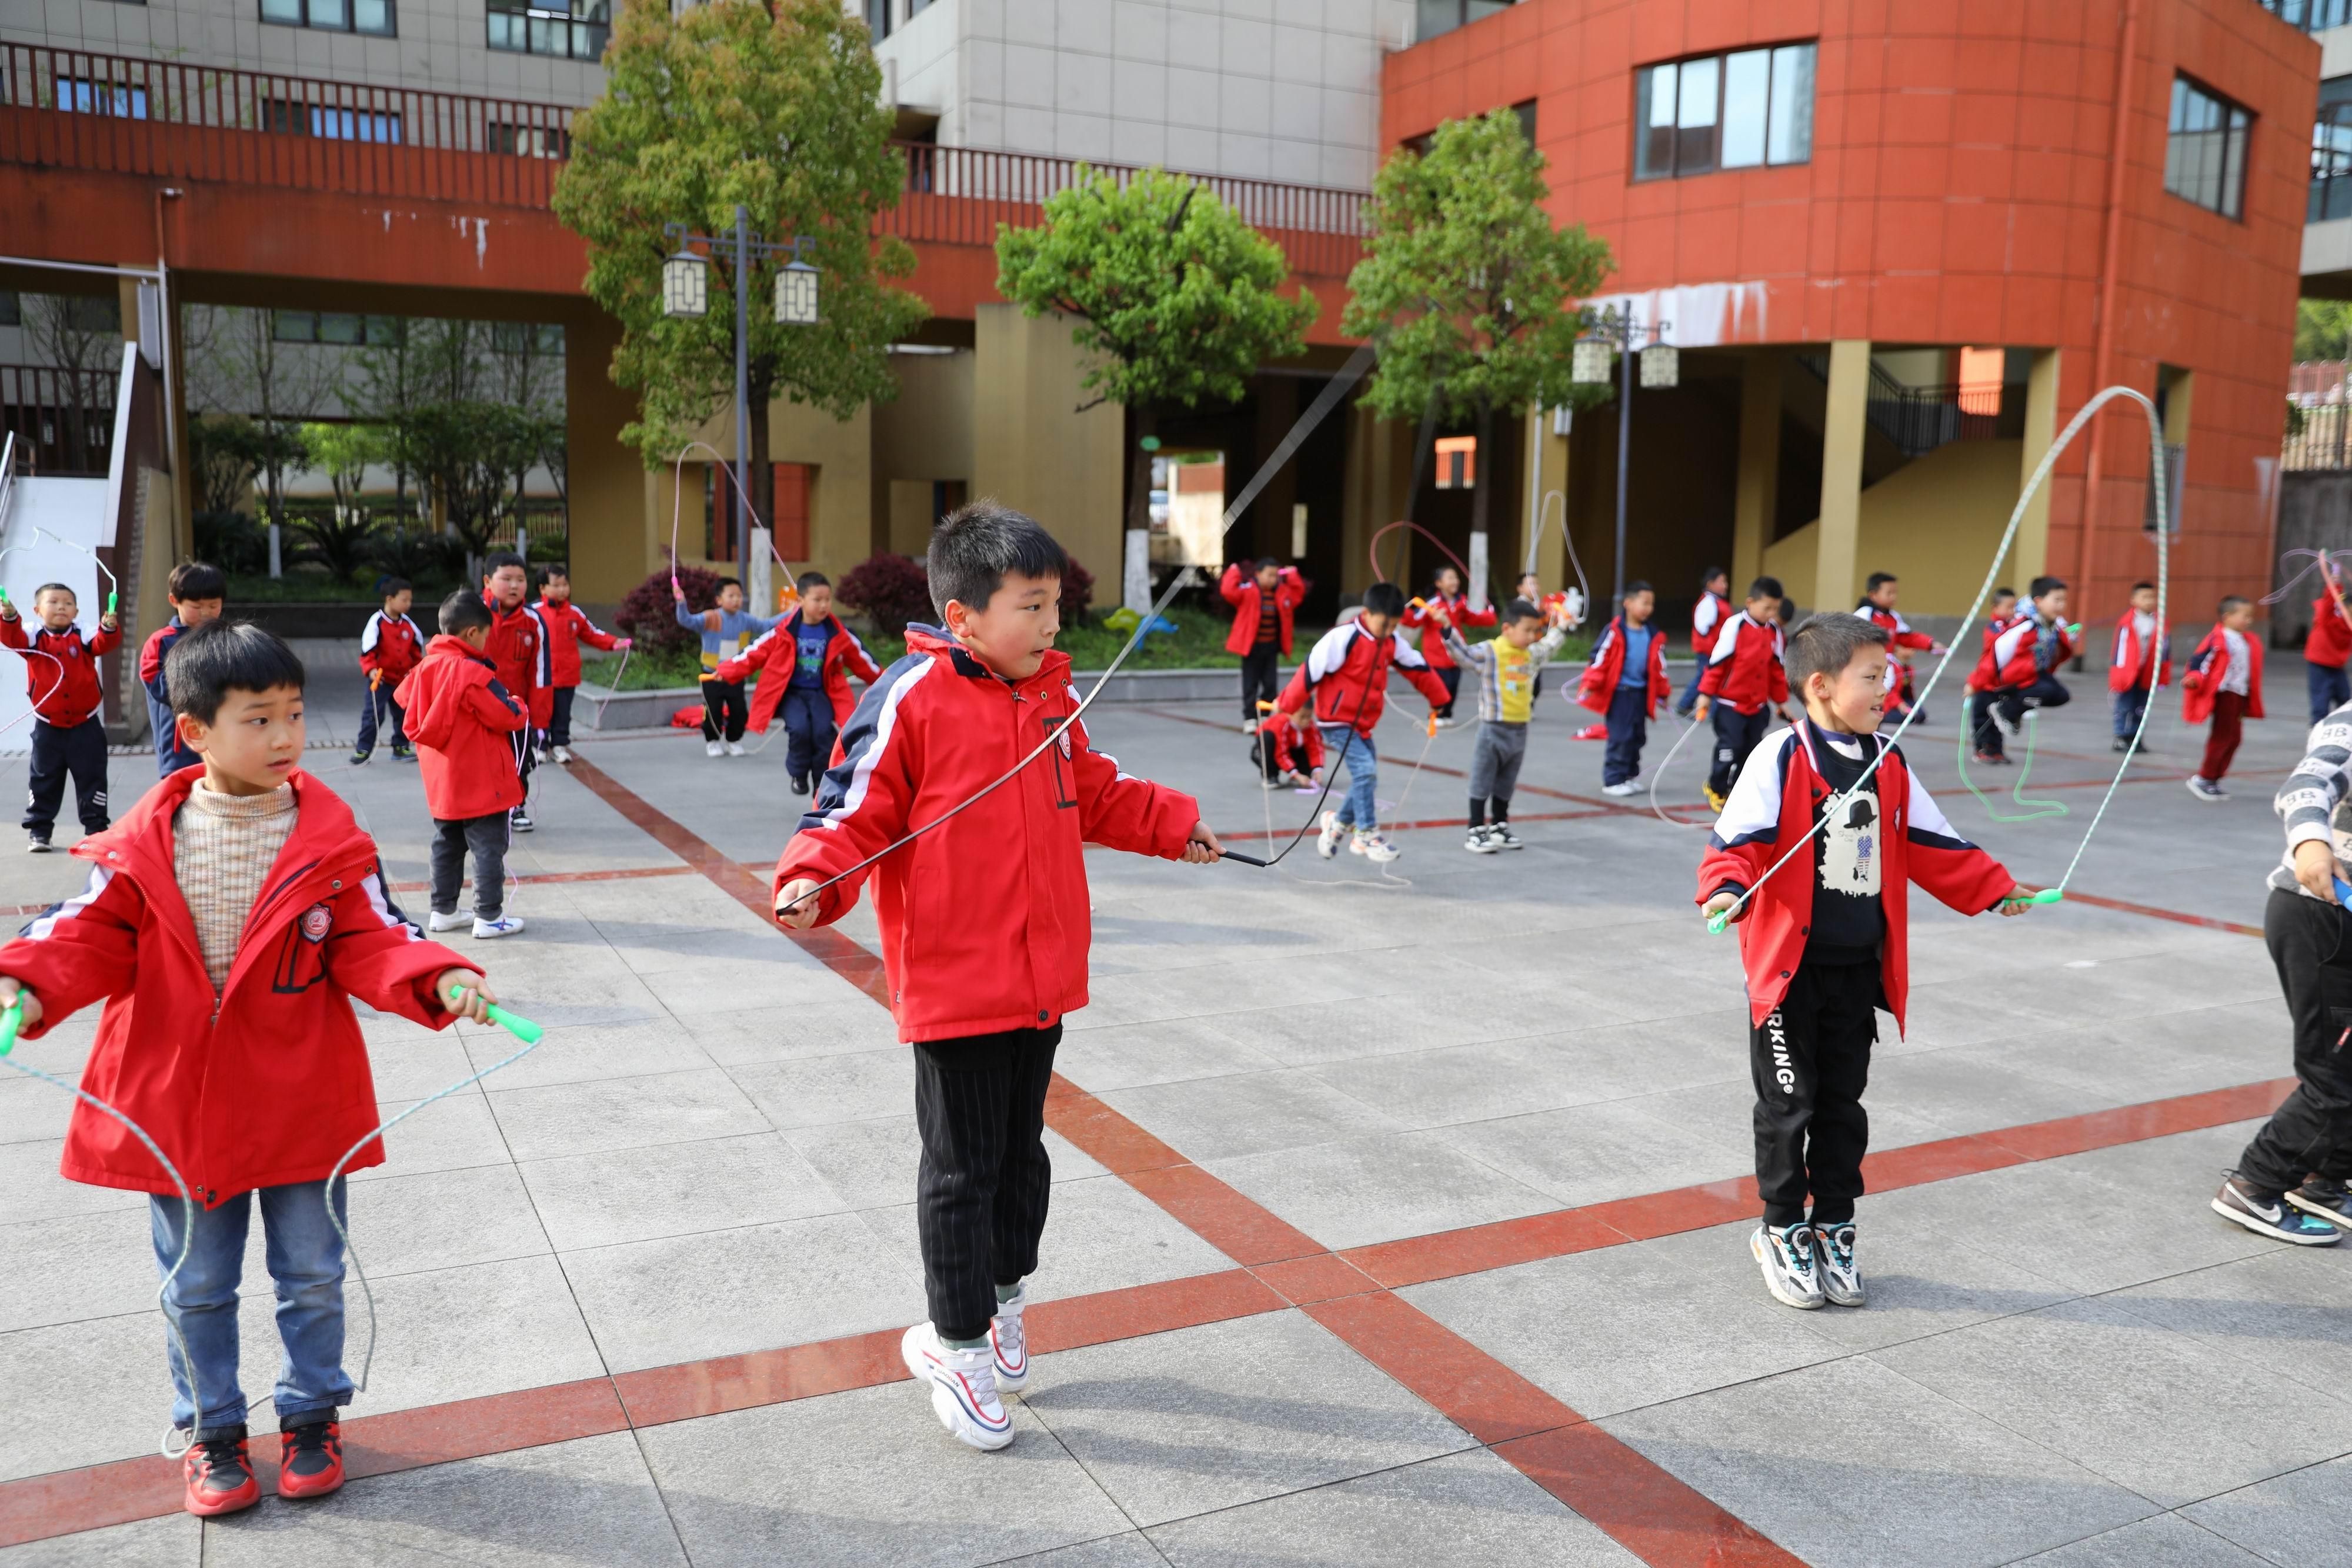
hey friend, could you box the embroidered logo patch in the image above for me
[300,904,332,943]
[1057,724,1074,759]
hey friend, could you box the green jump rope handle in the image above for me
[106,591,117,616]
[0,996,19,1056]
[1706,908,1733,935]
[2004,888,2064,911]
[444,984,543,1044]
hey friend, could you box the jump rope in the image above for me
[667,440,808,756]
[1703,384,2169,935]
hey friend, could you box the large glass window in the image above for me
[1416,1,1514,43]
[487,0,608,60]
[2313,77,2352,222]
[2261,1,2352,32]
[2166,75,2250,221]
[1635,42,1813,181]
[259,0,393,37]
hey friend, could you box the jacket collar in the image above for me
[905,624,1073,692]
[481,589,529,622]
[424,634,497,669]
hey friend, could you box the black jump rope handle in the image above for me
[1219,849,1268,867]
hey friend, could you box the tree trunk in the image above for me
[1468,401,1494,612]
[1124,404,1156,613]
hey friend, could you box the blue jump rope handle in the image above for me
[2334,877,2352,910]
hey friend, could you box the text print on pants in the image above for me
[1767,1010,1794,1091]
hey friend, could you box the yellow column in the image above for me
[1814,339,1870,613]
[972,304,1124,589]
[2015,348,2061,585]
[1733,351,1781,590]
[563,308,652,606]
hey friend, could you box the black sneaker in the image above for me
[2212,1175,2341,1245]
[391,745,415,761]
[24,833,48,855]
[790,773,810,796]
[511,805,535,833]
[2287,1176,2352,1232]
[349,749,371,766]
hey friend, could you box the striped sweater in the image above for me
[2273,701,2352,899]
[1440,623,1570,724]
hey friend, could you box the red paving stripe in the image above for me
[1494,1423,1807,1568]
[2057,888,2264,938]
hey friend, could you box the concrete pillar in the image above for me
[1733,351,1781,591]
[563,308,649,606]
[1814,339,1870,613]
[1252,375,1299,563]
[2015,348,2061,585]
[1523,404,1571,604]
[971,304,1124,593]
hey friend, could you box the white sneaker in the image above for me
[552,746,574,764]
[1242,718,1258,735]
[900,1322,1014,1451]
[1813,1221,1865,1307]
[1350,832,1400,863]
[1316,810,1345,859]
[1601,779,1640,797]
[706,740,725,758]
[1464,826,1499,855]
[725,740,747,757]
[1751,1223,1825,1309]
[509,807,533,833]
[471,915,526,939]
[425,910,468,933]
[990,1285,1029,1394]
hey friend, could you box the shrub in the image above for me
[838,552,933,636]
[616,564,729,658]
[366,528,464,588]
[194,511,269,577]
[1060,554,1095,624]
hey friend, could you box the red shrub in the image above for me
[617,565,730,658]
[1059,554,1095,624]
[838,553,933,636]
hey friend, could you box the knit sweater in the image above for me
[171,780,298,992]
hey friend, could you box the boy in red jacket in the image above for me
[1693,575,1790,810]
[352,576,423,766]
[139,561,225,778]
[396,593,529,939]
[1221,557,1309,732]
[2,581,121,852]
[2304,555,2352,723]
[1969,575,2075,764]
[1700,613,2031,1312]
[713,572,879,795]
[1402,565,1494,725]
[1278,581,1452,864]
[2107,580,2168,754]
[773,503,1220,1453]
[1575,581,1672,798]
[1854,572,1937,722]
[528,564,628,765]
[479,552,541,832]
[1257,703,1325,788]
[2183,595,2265,802]
[1676,566,1732,718]
[0,619,495,1516]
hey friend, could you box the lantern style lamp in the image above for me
[1640,342,1680,389]
[1571,338,1613,385]
[662,250,709,319]
[774,259,820,326]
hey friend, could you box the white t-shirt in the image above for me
[2221,628,2251,697]
[2133,610,2156,643]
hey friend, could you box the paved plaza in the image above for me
[1,659,2348,1566]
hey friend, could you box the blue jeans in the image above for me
[150,1179,352,1434]
[2111,683,2150,740]
[1321,724,1378,830]
[2310,660,2350,724]
[782,685,836,782]
[1673,662,1705,717]
[1604,685,1649,785]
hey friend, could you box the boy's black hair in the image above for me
[32,582,73,603]
[2029,575,2066,599]
[539,562,568,581]
[928,499,1067,617]
[166,619,305,723]
[2130,580,2156,594]
[1702,565,1728,586]
[1747,575,1784,602]
[1785,612,1889,693]
[2218,594,2252,617]
[1432,563,1462,584]
[376,575,412,598]
[715,576,742,593]
[1361,581,1407,619]
[1623,579,1653,598]
[439,589,494,636]
[1992,585,2016,601]
[169,562,226,602]
[1255,557,1280,573]
[1864,571,1898,593]
[796,571,830,592]
[1505,597,1544,623]
[483,550,528,578]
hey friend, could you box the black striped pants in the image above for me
[913,1025,1060,1340]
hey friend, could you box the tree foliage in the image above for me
[392,402,543,556]
[2296,298,2352,362]
[552,0,926,538]
[189,412,265,518]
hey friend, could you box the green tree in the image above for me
[188,412,264,518]
[2296,298,2352,362]
[292,422,391,583]
[997,166,1316,610]
[552,0,926,550]
[393,402,541,558]
[1343,109,1614,602]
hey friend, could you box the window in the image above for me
[773,463,812,560]
[62,296,121,334]
[59,78,148,117]
[1635,42,1814,181]
[490,122,569,158]
[2261,1,2352,32]
[864,0,890,39]
[272,311,400,345]
[2166,75,2250,220]
[491,322,565,353]
[260,0,393,36]
[263,100,403,142]
[0,293,18,328]
[1433,435,1476,489]
[1415,0,1514,42]
[487,0,608,59]
[2315,78,2352,222]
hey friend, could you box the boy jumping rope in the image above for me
[1436,593,1573,848]
[2181,595,2265,803]
[773,502,1220,1452]
[1279,581,1452,865]
[2,581,121,852]
[713,572,880,795]
[1220,557,1309,733]
[1700,613,2034,1310]
[0,619,496,1515]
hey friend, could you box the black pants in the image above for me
[1240,646,1281,722]
[545,686,577,749]
[1709,703,1771,797]
[913,1025,1059,1342]
[1973,675,2069,758]
[1434,665,1462,719]
[429,812,509,921]
[1752,959,1879,1227]
[24,718,107,838]
[2238,888,2352,1193]
[1603,685,1649,786]
[782,686,836,782]
[702,678,748,743]
[354,689,406,756]
[511,729,536,813]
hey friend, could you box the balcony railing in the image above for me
[2260,0,2352,32]
[0,45,573,209]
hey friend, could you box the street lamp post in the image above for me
[1570,306,1676,606]
[660,206,820,570]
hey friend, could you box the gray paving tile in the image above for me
[1147,1447,1643,1566]
[859,1173,1236,1305]
[351,1092,514,1184]
[519,1130,850,1252]
[0,1138,146,1221]
[2184,1452,2352,1566]
[359,1030,479,1103]
[997,1535,1167,1567]
[1052,1015,1291,1092]
[1202,1129,1556,1251]
[1097,1070,1400,1164]
[1600,1355,2156,1568]
[728,1047,916,1129]
[2013,1513,2272,1566]
[0,1513,196,1566]
[2109,1245,2352,1400]
[639,1381,1131,1567]
[199,1432,686,1566]
[1305,1022,1745,1131]
[449,1016,718,1093]
[0,1306,184,1481]
[685,999,903,1065]
[0,1203,158,1333]
[1427,1095,1744,1212]
[333,1255,608,1421]
[1022,1310,1472,1528]
[486,1067,770,1162]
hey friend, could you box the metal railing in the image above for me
[0,432,15,532]
[0,364,115,477]
[2260,0,2352,32]
[0,44,575,209]
[1797,354,2004,457]
[2287,401,2352,470]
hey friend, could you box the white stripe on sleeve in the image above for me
[24,866,114,942]
[816,656,934,833]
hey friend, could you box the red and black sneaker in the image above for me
[277,1417,345,1500]
[182,1426,259,1517]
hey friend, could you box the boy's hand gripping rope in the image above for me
[1704,385,2169,935]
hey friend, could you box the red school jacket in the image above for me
[1697,610,1788,715]
[2180,625,2266,725]
[0,769,472,1206]
[1692,590,1733,655]
[1402,592,1495,672]
[1276,621,1452,738]
[532,598,622,690]
[0,612,121,727]
[2106,613,2173,695]
[1971,610,2077,692]
[771,626,1201,1043]
[1577,615,1673,717]
[2307,591,2352,668]
[1219,565,1311,657]
[395,636,528,820]
[1266,718,1326,775]
[480,592,541,716]
[1696,720,2014,1032]
[716,610,883,733]
[358,610,425,687]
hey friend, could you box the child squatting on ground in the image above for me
[396,592,531,940]
[2182,596,2265,803]
[1699,613,2036,1310]
[1434,593,1572,850]
[711,572,879,796]
[0,619,498,1517]
[1282,581,1452,865]
[139,562,226,778]
[2,581,121,852]
[1574,581,1670,799]
[771,502,1222,1453]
